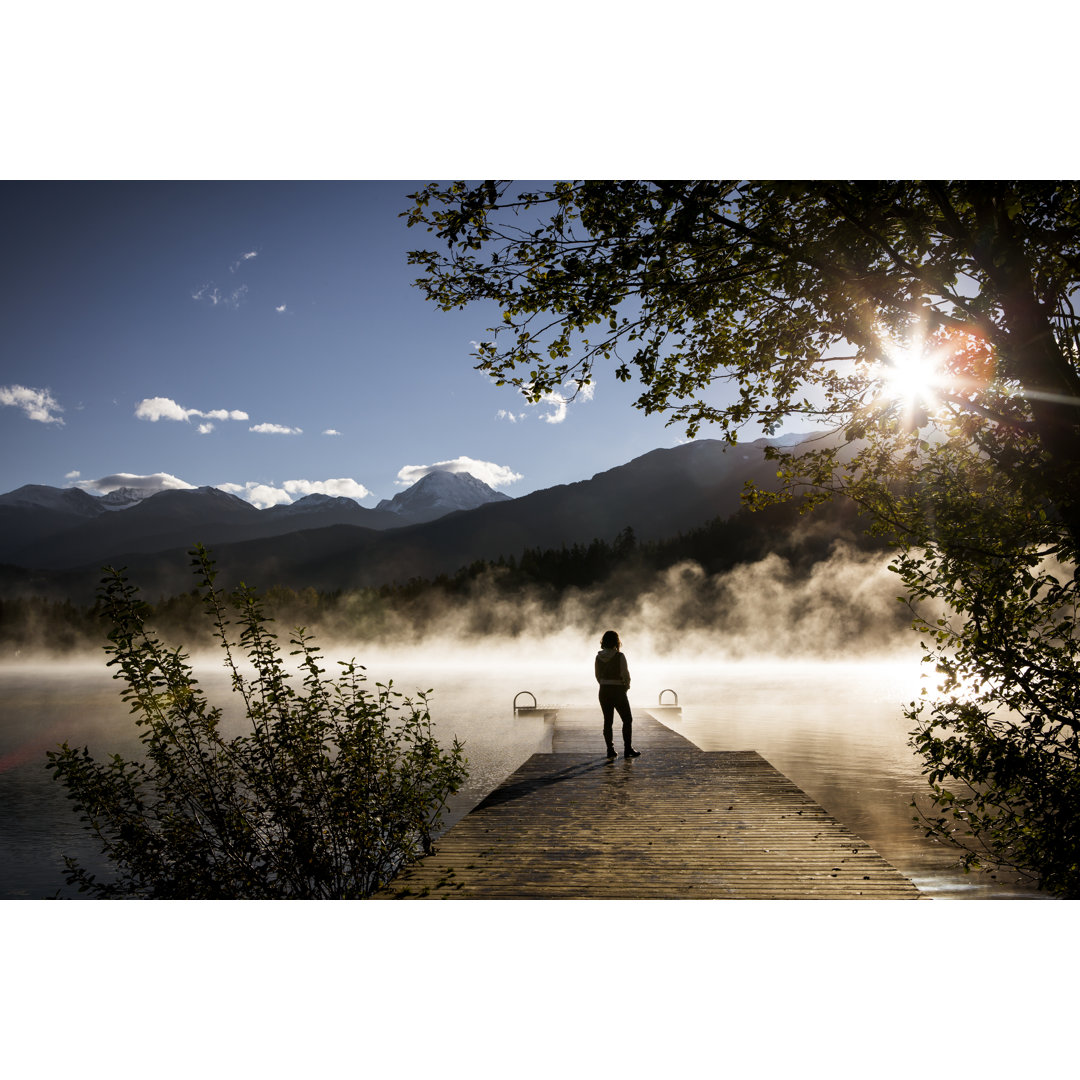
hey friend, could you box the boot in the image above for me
[624,746,641,758]
[605,745,618,759]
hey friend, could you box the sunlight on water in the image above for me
[0,650,1050,899]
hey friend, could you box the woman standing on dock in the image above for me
[595,630,640,760]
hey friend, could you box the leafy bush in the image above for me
[47,546,467,898]
[889,443,1080,896]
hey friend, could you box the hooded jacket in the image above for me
[595,647,630,690]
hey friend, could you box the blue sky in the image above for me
[0,181,705,507]
[0,10,1062,510]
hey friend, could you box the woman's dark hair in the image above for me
[600,630,620,649]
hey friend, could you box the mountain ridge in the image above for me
[0,436,823,601]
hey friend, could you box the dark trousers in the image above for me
[599,685,633,749]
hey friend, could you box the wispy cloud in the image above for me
[191,283,249,308]
[65,470,81,481]
[496,408,527,423]
[193,248,259,307]
[323,429,342,436]
[81,472,195,496]
[0,384,64,424]
[230,250,258,273]
[395,457,523,488]
[539,380,595,425]
[135,397,249,424]
[249,422,302,435]
[218,477,371,508]
[539,397,568,424]
[275,304,287,314]
[198,422,214,434]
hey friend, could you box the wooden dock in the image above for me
[381,708,921,899]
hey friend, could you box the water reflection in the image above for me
[643,659,1048,899]
[0,654,1051,899]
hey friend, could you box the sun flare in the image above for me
[875,334,945,410]
[882,346,939,404]
[867,325,1001,433]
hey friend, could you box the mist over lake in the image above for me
[0,540,1051,900]
[0,637,1047,900]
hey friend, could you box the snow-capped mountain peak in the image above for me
[98,486,153,511]
[375,470,511,524]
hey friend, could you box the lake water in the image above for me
[0,649,1051,900]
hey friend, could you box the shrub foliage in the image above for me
[47,546,467,898]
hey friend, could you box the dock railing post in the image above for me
[513,691,538,713]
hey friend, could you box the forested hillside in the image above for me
[0,494,894,658]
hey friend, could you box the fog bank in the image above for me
[1,542,935,667]
[302,542,924,666]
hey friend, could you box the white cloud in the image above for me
[201,409,250,421]
[283,478,372,500]
[198,422,214,434]
[496,408,526,423]
[136,397,190,422]
[218,481,291,508]
[530,379,596,425]
[323,429,341,436]
[82,472,195,495]
[249,423,302,435]
[275,304,287,313]
[395,456,523,488]
[539,392,569,424]
[0,384,64,424]
[65,470,81,480]
[217,477,371,508]
[135,397,249,424]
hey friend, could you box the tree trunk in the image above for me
[973,186,1080,551]
[999,289,1080,549]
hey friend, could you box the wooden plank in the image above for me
[549,705,697,753]
[379,709,921,900]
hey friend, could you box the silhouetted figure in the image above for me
[595,630,640,759]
